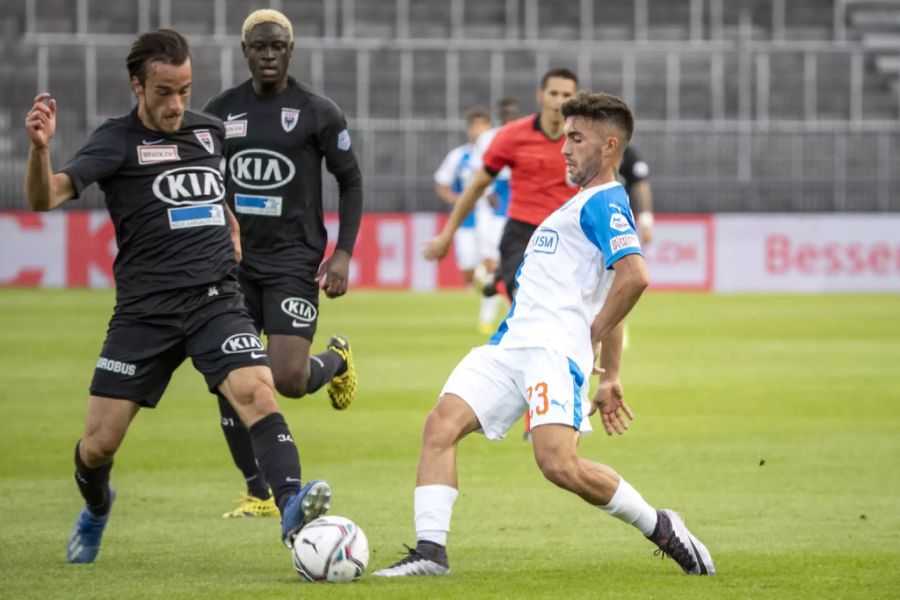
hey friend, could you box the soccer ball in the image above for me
[291,516,369,583]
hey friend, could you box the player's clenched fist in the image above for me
[26,93,57,148]
[423,233,452,261]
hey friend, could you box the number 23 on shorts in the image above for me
[527,381,549,418]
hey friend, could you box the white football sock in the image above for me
[479,295,500,326]
[414,484,459,547]
[599,478,658,537]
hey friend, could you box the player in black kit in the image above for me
[203,10,363,518]
[24,29,330,564]
[620,146,654,245]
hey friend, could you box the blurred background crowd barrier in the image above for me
[1,0,899,291]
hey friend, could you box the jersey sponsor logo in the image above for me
[194,129,215,154]
[281,297,317,328]
[221,333,265,354]
[96,356,137,376]
[337,129,351,151]
[531,227,559,254]
[228,148,296,190]
[610,213,631,232]
[234,193,283,216]
[152,166,225,205]
[167,204,225,229]
[610,233,641,252]
[137,145,180,165]
[281,107,300,132]
[225,120,247,138]
[226,112,247,121]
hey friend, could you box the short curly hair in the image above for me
[242,9,293,43]
[561,92,634,142]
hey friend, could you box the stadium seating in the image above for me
[3,0,899,212]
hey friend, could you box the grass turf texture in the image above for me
[0,289,898,599]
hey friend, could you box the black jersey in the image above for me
[203,77,360,277]
[619,146,650,214]
[60,108,234,301]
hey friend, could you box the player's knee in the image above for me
[249,380,279,414]
[231,373,279,414]
[273,365,309,399]
[422,405,460,448]
[80,435,119,466]
[535,451,578,489]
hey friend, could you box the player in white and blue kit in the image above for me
[434,107,496,332]
[376,93,716,578]
[471,98,520,301]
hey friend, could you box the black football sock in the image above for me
[74,441,113,517]
[416,540,449,565]
[217,393,270,500]
[248,412,302,513]
[305,349,344,394]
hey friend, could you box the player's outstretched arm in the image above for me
[24,93,74,211]
[424,168,495,261]
[434,183,457,205]
[590,253,649,344]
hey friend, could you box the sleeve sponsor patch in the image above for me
[337,129,351,151]
[610,233,641,252]
[610,213,632,232]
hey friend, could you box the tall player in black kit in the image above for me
[203,10,363,518]
[24,29,330,564]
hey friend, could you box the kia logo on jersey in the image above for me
[228,148,296,190]
[151,166,225,205]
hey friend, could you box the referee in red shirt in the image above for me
[424,68,579,299]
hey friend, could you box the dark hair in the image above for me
[126,29,191,83]
[540,67,578,89]
[498,97,519,111]
[561,92,634,142]
[464,106,491,124]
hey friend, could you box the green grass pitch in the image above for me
[0,289,898,599]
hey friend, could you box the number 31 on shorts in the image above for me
[527,382,549,418]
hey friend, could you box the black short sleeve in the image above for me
[619,146,650,187]
[60,119,127,199]
[202,95,224,120]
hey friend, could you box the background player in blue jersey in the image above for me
[433,107,495,333]
[24,28,329,564]
[375,92,715,578]
[471,98,521,302]
[203,9,363,519]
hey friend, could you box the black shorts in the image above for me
[239,268,319,341]
[498,218,538,299]
[89,278,268,408]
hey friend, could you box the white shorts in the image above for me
[453,227,478,271]
[440,345,593,440]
